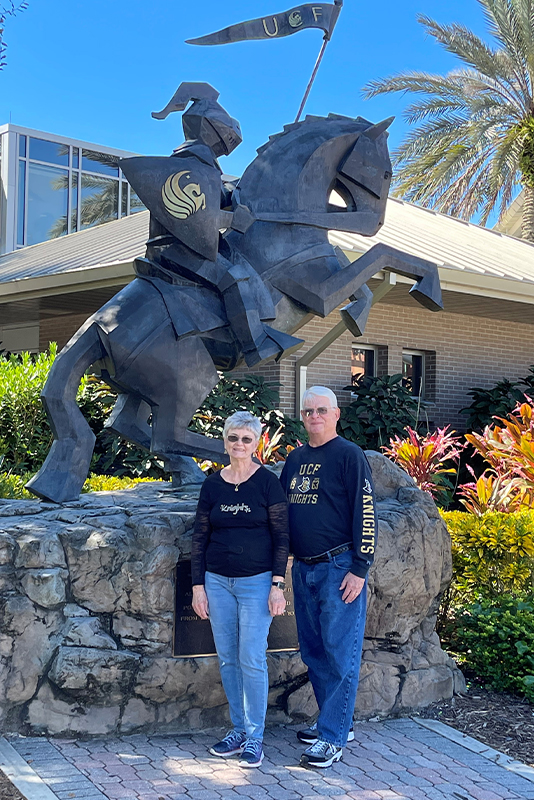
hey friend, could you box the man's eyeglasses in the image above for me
[226,434,254,444]
[301,407,331,418]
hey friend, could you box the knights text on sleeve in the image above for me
[279,436,377,578]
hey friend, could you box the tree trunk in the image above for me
[522,184,534,241]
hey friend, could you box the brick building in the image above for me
[1,199,534,430]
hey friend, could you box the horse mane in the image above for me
[237,113,377,214]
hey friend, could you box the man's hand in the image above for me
[339,572,365,604]
[192,585,209,619]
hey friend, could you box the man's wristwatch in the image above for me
[272,580,286,590]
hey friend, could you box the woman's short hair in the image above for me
[301,386,338,409]
[223,411,262,441]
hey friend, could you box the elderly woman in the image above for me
[191,410,289,768]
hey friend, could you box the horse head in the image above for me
[225,113,393,323]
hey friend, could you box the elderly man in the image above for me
[280,386,377,768]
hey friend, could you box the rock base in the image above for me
[0,453,463,736]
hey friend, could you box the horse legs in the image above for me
[26,324,105,503]
[106,393,207,485]
[105,394,152,451]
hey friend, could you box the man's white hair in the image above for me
[301,386,338,409]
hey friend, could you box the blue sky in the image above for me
[1,0,489,177]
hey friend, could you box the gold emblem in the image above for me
[162,171,206,219]
[298,477,311,492]
[288,10,303,27]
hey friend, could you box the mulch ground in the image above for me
[419,687,534,768]
[0,768,24,800]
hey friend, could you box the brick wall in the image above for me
[38,299,534,431]
[39,314,89,352]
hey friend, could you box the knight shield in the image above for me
[120,156,223,260]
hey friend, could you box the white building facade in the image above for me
[0,124,144,256]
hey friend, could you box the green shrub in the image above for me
[442,510,534,603]
[0,471,33,499]
[0,348,56,474]
[461,366,534,432]
[190,374,305,453]
[446,595,534,701]
[338,374,419,450]
[82,475,162,493]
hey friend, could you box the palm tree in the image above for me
[363,0,534,241]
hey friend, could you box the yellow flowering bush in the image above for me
[442,510,534,601]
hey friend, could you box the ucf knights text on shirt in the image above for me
[280,436,377,578]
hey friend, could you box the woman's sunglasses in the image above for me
[226,434,254,444]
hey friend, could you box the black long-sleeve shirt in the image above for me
[280,436,377,579]
[191,467,290,585]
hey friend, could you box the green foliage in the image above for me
[362,3,534,232]
[82,475,161,493]
[77,376,166,479]
[0,347,56,474]
[461,378,530,432]
[0,470,33,499]
[338,374,418,450]
[442,510,534,604]
[445,595,534,701]
[190,374,304,454]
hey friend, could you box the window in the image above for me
[351,345,376,385]
[14,133,139,248]
[402,350,424,397]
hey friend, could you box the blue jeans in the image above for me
[292,550,367,747]
[205,570,273,740]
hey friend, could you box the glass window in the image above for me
[121,182,128,217]
[70,173,78,233]
[402,350,424,397]
[80,174,119,229]
[72,148,79,170]
[17,161,26,246]
[29,137,69,167]
[129,186,145,214]
[82,149,119,177]
[351,346,376,385]
[18,135,26,158]
[27,162,69,244]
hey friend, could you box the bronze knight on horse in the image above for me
[27,83,443,504]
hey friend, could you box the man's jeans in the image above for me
[292,550,367,747]
[205,571,273,740]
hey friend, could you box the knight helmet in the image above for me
[152,82,242,157]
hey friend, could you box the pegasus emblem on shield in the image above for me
[162,171,206,219]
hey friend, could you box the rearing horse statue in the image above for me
[27,83,442,504]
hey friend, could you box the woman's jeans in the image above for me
[205,570,273,740]
[292,550,367,747]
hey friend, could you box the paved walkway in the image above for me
[3,719,534,800]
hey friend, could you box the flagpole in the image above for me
[295,0,343,122]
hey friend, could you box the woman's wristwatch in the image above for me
[272,580,286,589]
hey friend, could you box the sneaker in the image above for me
[209,729,247,757]
[300,739,342,768]
[238,738,264,768]
[297,721,355,745]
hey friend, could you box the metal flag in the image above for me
[186,3,339,46]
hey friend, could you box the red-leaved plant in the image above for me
[383,426,464,499]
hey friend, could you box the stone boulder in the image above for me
[0,455,463,736]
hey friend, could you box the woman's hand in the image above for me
[268,586,286,617]
[192,585,209,620]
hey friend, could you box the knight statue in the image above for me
[26,83,443,504]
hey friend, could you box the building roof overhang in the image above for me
[1,200,534,320]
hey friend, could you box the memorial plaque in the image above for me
[173,558,299,658]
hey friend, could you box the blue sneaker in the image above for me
[209,729,247,757]
[238,738,264,767]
